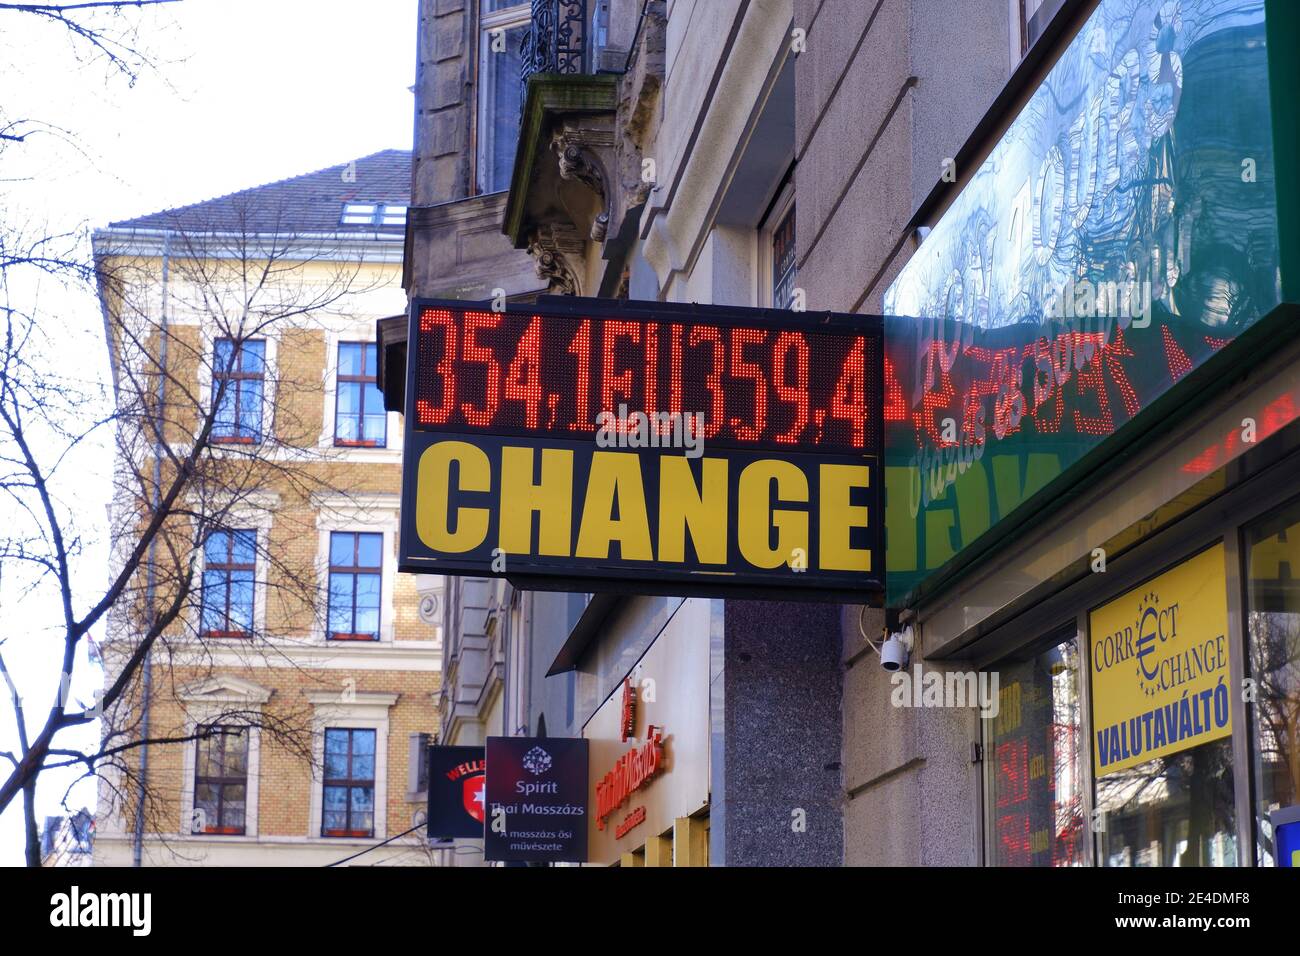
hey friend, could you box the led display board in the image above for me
[882,0,1288,605]
[399,297,885,601]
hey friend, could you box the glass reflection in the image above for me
[987,636,1085,866]
[1244,500,1300,865]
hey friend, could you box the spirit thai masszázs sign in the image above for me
[882,0,1282,604]
[399,296,884,601]
[1088,544,1231,775]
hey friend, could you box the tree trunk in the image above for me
[23,780,40,867]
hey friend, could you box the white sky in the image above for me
[0,0,417,865]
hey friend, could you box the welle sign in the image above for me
[398,296,885,602]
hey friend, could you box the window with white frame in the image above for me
[306,690,396,842]
[770,204,797,310]
[334,342,387,447]
[478,2,530,194]
[199,529,256,638]
[313,494,399,643]
[193,726,249,835]
[322,727,377,838]
[1016,0,1064,60]
[761,186,797,309]
[212,338,266,443]
[327,531,383,641]
[178,676,269,839]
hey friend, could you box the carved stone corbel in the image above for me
[551,123,616,242]
[528,223,585,296]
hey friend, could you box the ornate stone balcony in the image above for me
[503,0,665,298]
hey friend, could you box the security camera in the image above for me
[880,625,914,672]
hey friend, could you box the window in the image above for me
[478,3,529,193]
[212,338,265,443]
[327,531,383,641]
[340,202,406,227]
[985,634,1086,866]
[771,204,797,310]
[1244,499,1300,865]
[1095,739,1237,867]
[1017,0,1064,58]
[194,726,248,835]
[322,728,376,837]
[334,342,387,447]
[200,529,256,638]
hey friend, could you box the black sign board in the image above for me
[399,295,885,602]
[484,736,588,863]
[426,745,486,840]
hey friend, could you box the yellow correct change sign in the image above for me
[1089,543,1232,777]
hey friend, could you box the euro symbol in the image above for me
[1136,606,1160,682]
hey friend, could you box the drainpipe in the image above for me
[133,230,170,866]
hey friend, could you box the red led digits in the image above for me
[643,322,659,426]
[1103,329,1140,417]
[828,335,867,448]
[416,308,457,425]
[668,323,684,419]
[601,320,641,426]
[771,330,809,444]
[412,305,880,452]
[883,354,905,424]
[688,325,725,439]
[503,316,543,429]
[1072,333,1112,436]
[1160,324,1192,382]
[567,318,592,432]
[729,327,767,442]
[459,311,501,426]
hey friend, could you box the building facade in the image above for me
[391,0,1300,867]
[91,151,446,866]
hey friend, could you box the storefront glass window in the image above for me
[771,205,796,310]
[1095,740,1237,866]
[1244,499,1300,865]
[986,635,1086,866]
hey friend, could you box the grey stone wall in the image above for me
[793,0,1014,865]
[414,0,473,206]
[717,600,842,866]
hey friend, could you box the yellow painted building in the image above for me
[90,151,445,866]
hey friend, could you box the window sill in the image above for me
[327,633,380,642]
[197,827,246,836]
[201,631,253,640]
[212,436,259,446]
[333,439,386,449]
[321,829,374,839]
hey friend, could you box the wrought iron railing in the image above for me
[520,0,589,106]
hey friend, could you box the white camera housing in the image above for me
[880,625,914,672]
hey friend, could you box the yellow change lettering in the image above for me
[819,463,871,571]
[737,459,808,569]
[417,440,490,553]
[575,451,653,561]
[658,456,728,564]
[499,446,574,556]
